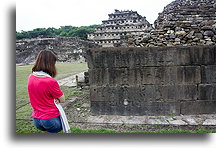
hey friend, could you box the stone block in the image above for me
[86,46,215,69]
[90,85,197,102]
[180,100,216,115]
[168,120,188,125]
[89,66,201,86]
[202,119,216,125]
[91,101,180,116]
[201,65,215,83]
[182,66,201,84]
[176,45,215,65]
[198,84,215,100]
[176,48,191,65]
[176,66,201,84]
[199,46,215,65]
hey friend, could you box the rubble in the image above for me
[128,0,216,47]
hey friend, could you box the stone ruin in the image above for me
[16,37,98,64]
[86,45,215,116]
[87,9,153,47]
[129,0,216,47]
[85,0,216,116]
[88,0,215,48]
[16,0,215,116]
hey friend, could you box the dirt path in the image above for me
[57,70,87,87]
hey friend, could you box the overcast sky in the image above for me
[16,0,174,32]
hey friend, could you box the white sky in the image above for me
[16,0,174,32]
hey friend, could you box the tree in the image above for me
[16,25,99,40]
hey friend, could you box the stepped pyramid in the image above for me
[87,9,153,47]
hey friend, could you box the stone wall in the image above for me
[16,37,98,64]
[85,45,215,116]
[126,0,216,47]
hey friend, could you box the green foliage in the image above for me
[16,25,99,40]
[16,121,216,133]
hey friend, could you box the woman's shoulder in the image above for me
[29,74,57,82]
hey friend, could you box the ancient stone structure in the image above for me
[87,9,153,47]
[16,37,98,64]
[86,45,215,116]
[128,0,216,47]
[85,0,216,116]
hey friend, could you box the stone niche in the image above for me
[85,45,215,116]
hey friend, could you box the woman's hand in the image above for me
[57,94,65,103]
[55,99,60,104]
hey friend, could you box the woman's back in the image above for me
[28,74,63,119]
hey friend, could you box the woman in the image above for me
[27,50,65,133]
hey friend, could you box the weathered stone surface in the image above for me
[184,118,198,125]
[201,65,215,83]
[180,101,216,115]
[90,85,197,102]
[126,0,215,47]
[86,45,216,115]
[89,66,201,86]
[168,120,188,125]
[147,119,169,125]
[198,84,215,100]
[203,31,214,37]
[16,37,99,64]
[91,101,180,116]
[202,119,216,125]
[86,45,215,68]
[177,45,215,65]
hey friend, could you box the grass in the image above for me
[71,127,117,134]
[16,120,216,133]
[55,62,88,79]
[16,120,42,133]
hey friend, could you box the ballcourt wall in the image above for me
[86,45,215,115]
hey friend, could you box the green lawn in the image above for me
[16,120,216,133]
[55,62,88,79]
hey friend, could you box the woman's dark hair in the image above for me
[32,50,57,77]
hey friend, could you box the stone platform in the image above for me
[87,114,216,126]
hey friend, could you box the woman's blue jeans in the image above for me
[33,116,62,133]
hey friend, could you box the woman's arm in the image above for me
[56,94,65,103]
